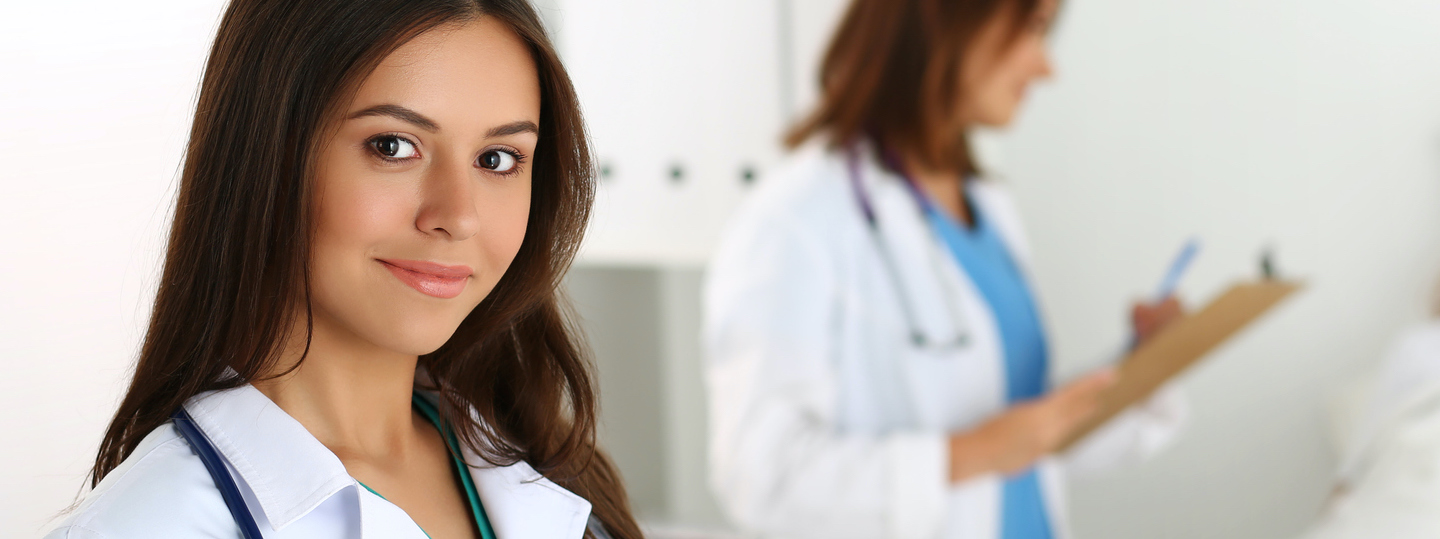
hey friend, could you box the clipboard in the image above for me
[1058,279,1303,451]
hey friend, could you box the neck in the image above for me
[900,153,972,226]
[254,311,422,459]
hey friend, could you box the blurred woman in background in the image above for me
[48,1,638,538]
[704,0,1185,538]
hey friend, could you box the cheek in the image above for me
[309,157,423,331]
[981,51,1041,107]
[314,176,415,261]
[1009,43,1049,86]
[470,178,532,288]
[963,67,1016,124]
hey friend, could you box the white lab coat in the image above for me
[46,383,595,539]
[1303,323,1440,539]
[703,143,1185,539]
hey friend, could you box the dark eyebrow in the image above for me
[487,120,539,138]
[348,104,439,132]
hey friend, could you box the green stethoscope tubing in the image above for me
[358,393,497,539]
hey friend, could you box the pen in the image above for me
[1122,238,1200,351]
[1154,238,1200,301]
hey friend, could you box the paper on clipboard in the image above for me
[1058,280,1303,451]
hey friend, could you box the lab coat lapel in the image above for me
[461,445,593,539]
[860,151,971,353]
[854,148,1008,431]
[410,381,591,538]
[358,485,432,539]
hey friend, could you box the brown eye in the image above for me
[370,135,417,159]
[478,150,517,172]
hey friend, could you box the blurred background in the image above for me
[4,0,1440,538]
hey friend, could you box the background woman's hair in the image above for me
[784,0,1042,176]
[88,0,641,536]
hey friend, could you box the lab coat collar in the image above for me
[460,443,594,538]
[184,384,593,537]
[183,384,355,530]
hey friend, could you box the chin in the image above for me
[973,94,1023,128]
[387,332,462,357]
[974,117,1012,129]
[978,106,1019,128]
[369,310,470,356]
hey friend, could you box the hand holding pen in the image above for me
[1130,238,1198,347]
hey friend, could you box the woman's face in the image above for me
[308,18,540,356]
[960,0,1059,127]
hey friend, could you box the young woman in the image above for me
[704,0,1186,538]
[47,1,639,538]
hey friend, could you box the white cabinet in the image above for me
[556,0,789,266]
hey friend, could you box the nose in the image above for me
[414,161,482,241]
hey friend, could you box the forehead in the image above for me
[350,17,541,128]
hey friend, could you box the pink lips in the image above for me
[378,259,473,299]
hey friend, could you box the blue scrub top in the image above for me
[923,185,1054,539]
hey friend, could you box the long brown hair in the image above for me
[785,0,1044,175]
[89,0,640,536]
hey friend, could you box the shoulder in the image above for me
[46,423,235,539]
[1391,322,1440,357]
[732,144,856,236]
[714,145,857,262]
[1371,322,1440,406]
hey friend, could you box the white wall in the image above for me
[0,1,227,536]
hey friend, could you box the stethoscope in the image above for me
[845,145,972,351]
[173,406,614,539]
[172,408,265,539]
